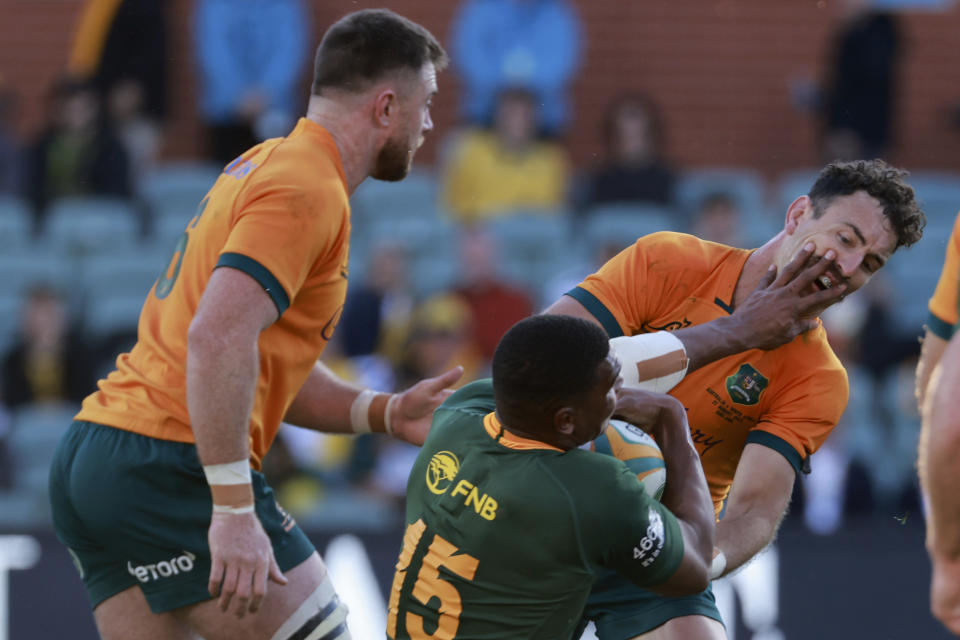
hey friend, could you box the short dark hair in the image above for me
[493,315,610,419]
[808,159,925,249]
[312,9,448,96]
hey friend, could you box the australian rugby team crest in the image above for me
[725,364,769,405]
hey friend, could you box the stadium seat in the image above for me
[580,204,679,257]
[903,170,960,237]
[0,195,33,248]
[141,162,221,219]
[0,249,77,299]
[44,197,141,254]
[79,250,167,299]
[0,294,21,354]
[481,212,573,298]
[350,169,440,226]
[772,168,822,216]
[676,167,776,245]
[9,404,77,504]
[83,293,147,338]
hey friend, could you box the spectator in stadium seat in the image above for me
[193,0,310,166]
[452,227,534,362]
[441,87,569,224]
[691,192,749,248]
[819,0,901,161]
[449,0,582,136]
[577,93,677,213]
[388,315,715,639]
[21,78,132,233]
[0,79,21,195]
[547,159,924,639]
[1,285,93,410]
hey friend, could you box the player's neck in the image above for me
[731,235,785,309]
[305,96,378,194]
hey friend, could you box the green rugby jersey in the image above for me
[387,379,685,640]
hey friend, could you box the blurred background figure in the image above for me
[21,78,132,233]
[452,227,534,363]
[441,87,569,223]
[449,0,582,136]
[1,284,93,411]
[192,0,309,166]
[691,192,748,248]
[820,0,901,161]
[576,93,677,213]
[0,77,21,195]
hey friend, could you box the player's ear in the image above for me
[555,407,576,435]
[373,89,397,128]
[784,196,810,234]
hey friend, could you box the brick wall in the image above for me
[4,0,960,176]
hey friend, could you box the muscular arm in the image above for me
[543,245,842,374]
[284,361,381,435]
[713,443,795,577]
[615,391,715,594]
[916,329,948,410]
[921,333,960,557]
[187,266,278,467]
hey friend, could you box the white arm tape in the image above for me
[212,503,255,515]
[609,331,689,393]
[709,549,727,580]
[202,459,252,486]
[350,389,377,434]
[384,393,398,436]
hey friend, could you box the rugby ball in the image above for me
[593,419,666,501]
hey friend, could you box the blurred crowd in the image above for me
[0,0,947,534]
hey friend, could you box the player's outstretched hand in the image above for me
[207,511,288,618]
[389,366,464,446]
[731,242,847,351]
[931,554,960,635]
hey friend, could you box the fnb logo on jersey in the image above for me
[426,451,460,495]
[127,551,197,583]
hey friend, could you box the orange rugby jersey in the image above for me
[927,211,960,339]
[567,232,848,515]
[77,118,350,468]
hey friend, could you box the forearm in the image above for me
[921,339,960,558]
[915,330,947,410]
[673,316,749,373]
[657,410,715,559]
[714,508,783,576]
[283,362,391,435]
[186,330,258,467]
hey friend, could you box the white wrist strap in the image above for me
[350,389,377,434]
[202,459,252,485]
[213,503,255,515]
[385,393,398,436]
[709,549,727,580]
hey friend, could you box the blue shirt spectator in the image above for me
[450,0,582,135]
[193,0,309,164]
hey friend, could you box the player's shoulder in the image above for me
[779,322,848,383]
[634,231,746,270]
[438,379,496,414]
[544,448,642,500]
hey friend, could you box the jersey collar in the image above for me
[483,413,563,452]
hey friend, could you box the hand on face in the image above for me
[731,242,848,351]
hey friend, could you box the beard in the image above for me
[371,133,414,182]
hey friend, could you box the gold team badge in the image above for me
[725,363,769,406]
[426,451,460,495]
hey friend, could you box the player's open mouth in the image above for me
[816,275,833,290]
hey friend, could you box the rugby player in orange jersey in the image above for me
[49,10,458,640]
[546,159,925,640]
[916,210,960,634]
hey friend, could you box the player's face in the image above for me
[778,190,897,300]
[572,354,622,446]
[371,62,437,182]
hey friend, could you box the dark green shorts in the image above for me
[577,569,723,639]
[48,421,315,614]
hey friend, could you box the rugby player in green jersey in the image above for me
[387,314,715,639]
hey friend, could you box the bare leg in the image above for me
[630,615,727,640]
[174,552,334,640]
[94,586,198,640]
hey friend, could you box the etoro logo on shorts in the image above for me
[426,451,460,495]
[128,551,197,583]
